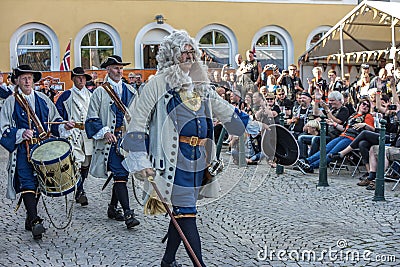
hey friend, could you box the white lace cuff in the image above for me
[15,129,25,144]
[93,126,111,140]
[122,151,152,173]
[58,124,72,138]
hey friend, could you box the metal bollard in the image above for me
[276,112,285,174]
[317,115,329,187]
[216,127,227,160]
[238,133,247,167]
[373,119,386,201]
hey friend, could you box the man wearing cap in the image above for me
[288,91,313,139]
[85,55,140,228]
[0,64,74,239]
[56,67,94,206]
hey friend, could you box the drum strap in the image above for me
[14,92,47,139]
[102,82,131,123]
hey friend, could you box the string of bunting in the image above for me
[325,49,400,64]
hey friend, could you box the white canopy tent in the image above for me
[299,0,400,79]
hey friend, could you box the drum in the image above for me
[30,138,79,197]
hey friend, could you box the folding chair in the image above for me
[384,160,400,191]
[330,149,363,177]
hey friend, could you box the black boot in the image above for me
[107,204,124,221]
[161,260,182,267]
[31,217,45,240]
[25,214,32,231]
[124,210,140,229]
[75,190,88,206]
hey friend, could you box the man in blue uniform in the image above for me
[0,65,74,239]
[85,55,140,228]
[123,30,249,267]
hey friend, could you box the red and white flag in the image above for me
[252,43,256,57]
[60,40,71,71]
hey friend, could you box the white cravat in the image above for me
[107,77,123,98]
[19,88,35,113]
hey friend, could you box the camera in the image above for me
[389,104,397,110]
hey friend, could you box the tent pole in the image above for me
[340,23,345,78]
[392,17,396,70]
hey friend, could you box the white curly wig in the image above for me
[156,29,210,92]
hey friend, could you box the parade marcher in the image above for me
[56,67,94,206]
[122,30,249,267]
[0,65,74,239]
[85,55,140,228]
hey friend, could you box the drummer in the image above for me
[56,67,93,206]
[0,64,74,240]
[85,55,140,229]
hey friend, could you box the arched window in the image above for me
[253,26,293,71]
[135,23,174,69]
[75,23,121,69]
[10,23,59,71]
[198,30,230,68]
[306,26,331,50]
[17,31,51,71]
[256,33,284,69]
[80,30,114,69]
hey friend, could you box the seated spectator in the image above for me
[329,90,400,178]
[275,88,293,119]
[288,92,313,139]
[298,91,349,159]
[296,99,375,173]
[252,91,265,114]
[255,92,280,125]
[360,142,400,190]
[243,92,254,118]
[231,120,265,165]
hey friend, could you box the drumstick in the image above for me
[45,121,69,125]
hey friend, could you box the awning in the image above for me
[298,0,400,74]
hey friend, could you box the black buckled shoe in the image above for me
[124,210,140,229]
[31,217,45,240]
[161,260,182,267]
[75,190,88,206]
[107,205,125,221]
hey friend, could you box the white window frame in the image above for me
[74,23,121,69]
[253,26,294,70]
[10,23,59,71]
[306,25,332,50]
[196,24,238,68]
[135,22,174,69]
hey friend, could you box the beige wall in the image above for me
[0,0,354,71]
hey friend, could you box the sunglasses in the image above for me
[361,102,370,108]
[266,98,274,101]
[277,93,285,96]
[181,50,196,56]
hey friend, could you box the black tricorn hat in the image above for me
[100,55,130,69]
[71,67,92,81]
[12,64,42,84]
[262,124,299,166]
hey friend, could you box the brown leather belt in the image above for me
[179,136,207,146]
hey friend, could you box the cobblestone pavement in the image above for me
[0,145,399,267]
